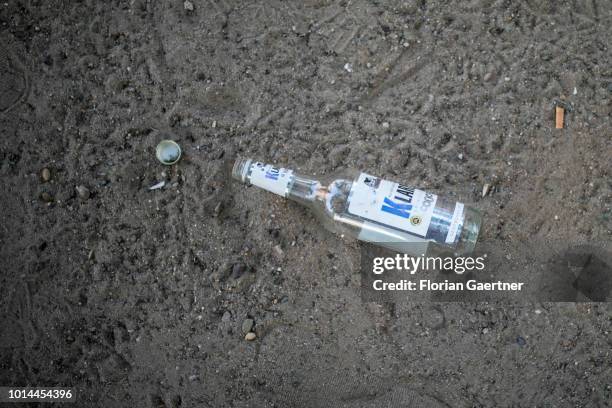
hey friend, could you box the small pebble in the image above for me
[231,262,246,279]
[482,183,490,197]
[534,309,542,315]
[242,318,254,334]
[76,185,90,200]
[382,122,390,128]
[343,63,353,73]
[457,153,464,160]
[183,0,194,11]
[213,202,222,217]
[245,332,256,341]
[483,72,495,82]
[41,168,51,182]
[149,181,165,190]
[40,192,53,202]
[423,307,445,329]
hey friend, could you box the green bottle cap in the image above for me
[156,140,182,165]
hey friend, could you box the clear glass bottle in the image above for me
[232,158,482,256]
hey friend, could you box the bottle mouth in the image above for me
[232,157,252,183]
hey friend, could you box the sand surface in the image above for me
[1,0,611,406]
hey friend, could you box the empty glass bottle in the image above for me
[232,158,482,256]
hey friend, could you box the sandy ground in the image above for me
[1,0,611,407]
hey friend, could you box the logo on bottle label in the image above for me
[249,162,293,197]
[381,197,412,218]
[265,167,280,180]
[348,173,438,238]
[381,184,415,218]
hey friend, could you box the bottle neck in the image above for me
[232,158,323,203]
[287,175,324,205]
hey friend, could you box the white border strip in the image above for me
[445,203,464,244]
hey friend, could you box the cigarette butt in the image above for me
[555,106,564,129]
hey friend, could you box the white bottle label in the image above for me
[249,162,293,197]
[348,173,437,238]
